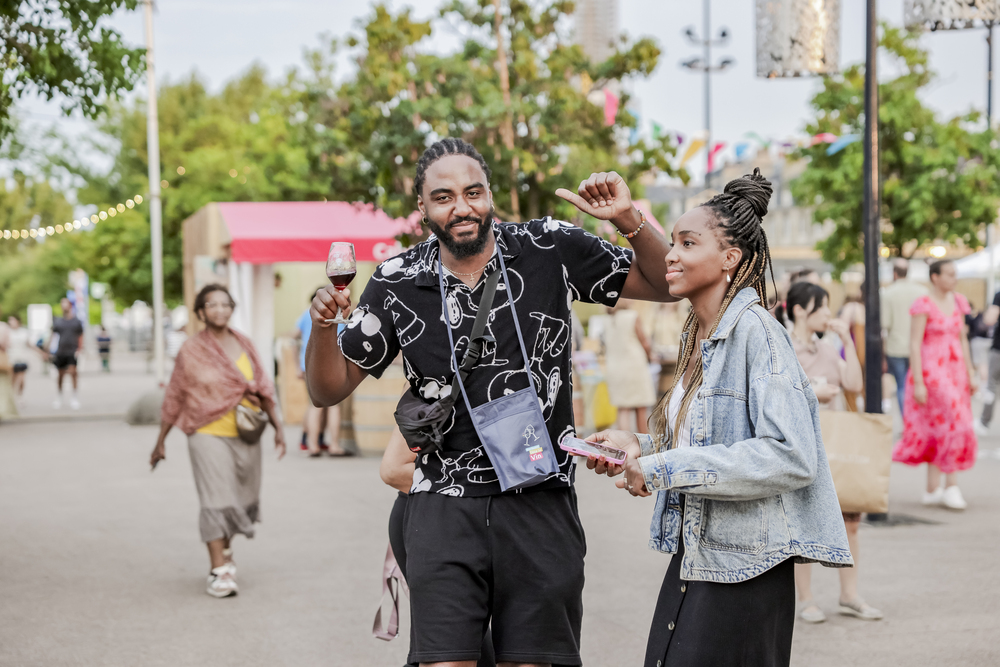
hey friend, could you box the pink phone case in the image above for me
[558,437,627,465]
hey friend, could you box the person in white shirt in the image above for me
[881,259,927,416]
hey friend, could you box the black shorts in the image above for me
[12,362,27,373]
[53,354,77,369]
[403,487,586,666]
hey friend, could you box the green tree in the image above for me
[792,25,1000,274]
[0,0,145,138]
[317,1,686,229]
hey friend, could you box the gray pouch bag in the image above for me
[438,247,559,492]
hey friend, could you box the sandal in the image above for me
[838,598,884,620]
[797,601,826,623]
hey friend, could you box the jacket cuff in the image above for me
[639,453,670,492]
[636,433,656,457]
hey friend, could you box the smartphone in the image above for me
[559,436,627,465]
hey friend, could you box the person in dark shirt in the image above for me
[96,326,112,372]
[306,138,675,667]
[48,298,84,409]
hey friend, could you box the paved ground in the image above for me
[1,352,999,666]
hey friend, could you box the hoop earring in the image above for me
[421,216,429,225]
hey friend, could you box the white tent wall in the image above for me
[227,260,275,380]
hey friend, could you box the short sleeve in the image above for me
[544,219,633,306]
[337,270,400,379]
[909,296,933,317]
[956,293,971,315]
[993,291,1000,308]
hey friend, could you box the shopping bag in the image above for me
[819,411,893,514]
[592,381,618,430]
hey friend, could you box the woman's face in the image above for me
[930,262,957,292]
[800,296,832,334]
[664,207,741,299]
[200,290,234,328]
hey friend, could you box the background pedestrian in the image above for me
[48,298,83,410]
[294,290,348,456]
[150,284,287,598]
[893,260,977,510]
[7,315,32,401]
[784,282,883,623]
[881,259,927,416]
[603,299,656,434]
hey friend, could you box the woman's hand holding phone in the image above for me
[585,430,651,497]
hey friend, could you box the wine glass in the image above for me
[325,242,356,324]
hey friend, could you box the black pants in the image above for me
[644,535,795,667]
[389,493,496,667]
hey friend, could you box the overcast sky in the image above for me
[13,0,999,185]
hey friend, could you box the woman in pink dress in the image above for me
[893,260,978,510]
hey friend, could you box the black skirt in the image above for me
[644,524,795,667]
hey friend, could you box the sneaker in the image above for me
[222,549,236,576]
[53,397,62,409]
[69,397,80,410]
[206,565,238,598]
[838,598,884,621]
[797,602,826,623]
[942,485,967,510]
[921,487,944,506]
[974,420,989,436]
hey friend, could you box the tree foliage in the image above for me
[792,25,1000,274]
[5,1,683,312]
[0,0,145,138]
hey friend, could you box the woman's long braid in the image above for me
[651,168,776,451]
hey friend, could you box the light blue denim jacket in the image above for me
[636,287,853,584]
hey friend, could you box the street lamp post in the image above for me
[681,0,733,189]
[862,0,883,416]
[144,0,165,383]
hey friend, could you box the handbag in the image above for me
[819,410,893,514]
[236,403,269,444]
[438,247,559,492]
[394,268,500,455]
[372,542,409,642]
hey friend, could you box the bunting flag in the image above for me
[676,132,685,145]
[679,139,706,167]
[603,89,619,126]
[651,122,664,140]
[707,142,726,173]
[826,134,861,155]
[744,132,772,149]
[734,142,751,162]
[580,72,593,97]
[810,132,838,145]
[627,109,640,145]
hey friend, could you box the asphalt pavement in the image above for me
[1,351,998,666]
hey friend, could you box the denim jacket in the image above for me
[636,287,853,584]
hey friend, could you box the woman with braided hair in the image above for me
[583,169,852,667]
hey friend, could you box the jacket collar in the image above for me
[709,287,762,341]
[413,222,522,288]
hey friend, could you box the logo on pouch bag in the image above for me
[523,425,544,461]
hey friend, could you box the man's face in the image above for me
[60,299,73,317]
[418,155,494,260]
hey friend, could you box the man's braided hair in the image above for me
[414,138,492,199]
[652,168,776,450]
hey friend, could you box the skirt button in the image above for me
[668,621,675,630]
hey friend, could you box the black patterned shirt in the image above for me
[339,219,633,496]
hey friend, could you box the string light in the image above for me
[1,194,146,243]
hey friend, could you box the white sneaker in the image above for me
[974,420,989,436]
[206,565,238,598]
[942,485,967,510]
[69,397,80,410]
[53,397,62,409]
[922,487,944,506]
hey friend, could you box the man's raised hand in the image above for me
[555,171,635,222]
[310,286,352,327]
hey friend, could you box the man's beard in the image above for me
[428,210,494,260]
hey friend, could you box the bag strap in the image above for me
[457,267,502,384]
[372,542,409,641]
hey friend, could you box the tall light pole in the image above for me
[144,0,165,383]
[862,0,883,415]
[681,0,733,189]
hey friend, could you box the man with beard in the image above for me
[306,138,675,667]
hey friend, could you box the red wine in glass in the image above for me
[328,270,356,290]
[325,242,356,324]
